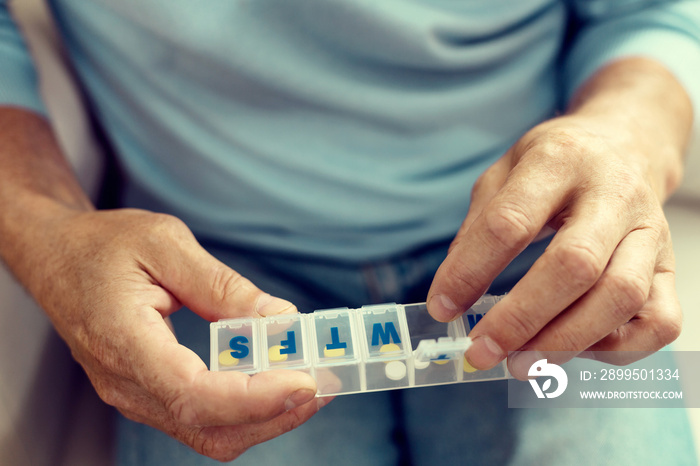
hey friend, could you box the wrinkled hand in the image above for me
[427,113,684,378]
[32,209,323,461]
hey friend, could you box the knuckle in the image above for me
[130,213,192,254]
[210,267,248,308]
[148,212,187,232]
[550,240,605,287]
[195,430,245,462]
[665,158,684,194]
[496,307,540,346]
[590,328,623,352]
[87,372,140,413]
[194,430,218,459]
[606,170,642,199]
[471,171,493,199]
[484,201,538,250]
[646,215,670,243]
[164,387,199,426]
[143,213,191,243]
[471,172,487,198]
[650,314,682,348]
[441,257,485,301]
[605,272,649,320]
[526,126,585,162]
[93,381,128,409]
[550,328,587,352]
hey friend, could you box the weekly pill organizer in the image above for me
[210,294,510,396]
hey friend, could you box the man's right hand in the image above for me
[0,109,325,460]
[28,208,324,460]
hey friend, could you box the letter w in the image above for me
[372,322,400,346]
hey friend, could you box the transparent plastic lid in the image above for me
[210,294,509,396]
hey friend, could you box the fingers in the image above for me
[189,399,322,461]
[120,214,315,424]
[115,372,323,462]
[586,270,681,358]
[166,369,318,426]
[502,227,679,377]
[121,314,318,427]
[511,270,680,375]
[137,214,296,321]
[427,120,682,376]
[427,147,575,322]
[146,397,322,462]
[90,314,324,461]
[471,201,630,369]
[31,209,321,461]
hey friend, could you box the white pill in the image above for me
[385,361,407,380]
[412,352,430,370]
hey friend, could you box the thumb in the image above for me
[142,217,296,321]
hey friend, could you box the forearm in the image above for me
[0,107,93,288]
[565,57,693,201]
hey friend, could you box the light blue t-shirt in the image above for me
[2,0,700,261]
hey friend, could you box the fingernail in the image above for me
[466,335,504,370]
[428,294,459,322]
[285,388,315,411]
[256,293,295,317]
[508,350,544,380]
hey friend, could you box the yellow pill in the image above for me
[432,358,450,366]
[218,350,239,367]
[324,346,346,358]
[379,343,401,354]
[268,345,289,362]
[463,357,478,373]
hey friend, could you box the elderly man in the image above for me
[0,0,698,464]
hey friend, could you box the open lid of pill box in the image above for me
[210,294,510,396]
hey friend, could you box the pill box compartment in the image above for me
[309,309,363,396]
[358,304,413,391]
[261,314,312,374]
[211,318,259,374]
[404,304,466,386]
[460,296,508,381]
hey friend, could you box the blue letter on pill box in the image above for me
[326,327,348,350]
[371,322,401,346]
[229,335,250,359]
[280,331,297,355]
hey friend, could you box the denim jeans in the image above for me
[115,238,697,465]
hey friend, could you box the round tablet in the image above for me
[379,343,401,354]
[413,357,430,370]
[463,357,478,373]
[268,345,289,362]
[432,358,450,366]
[218,350,240,367]
[385,361,407,381]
